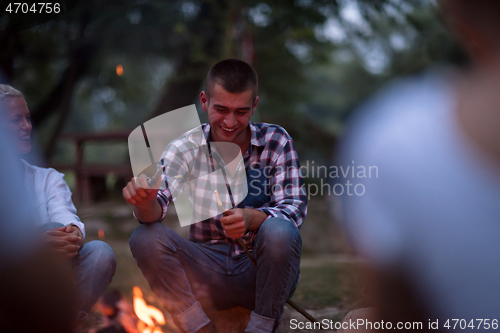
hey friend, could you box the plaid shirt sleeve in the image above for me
[256,134,307,229]
[156,139,196,221]
[134,138,195,223]
[133,125,210,227]
[156,184,171,222]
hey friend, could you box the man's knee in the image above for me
[129,222,176,259]
[130,222,162,250]
[255,218,301,258]
[258,218,301,244]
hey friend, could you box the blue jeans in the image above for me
[129,218,301,333]
[41,223,116,316]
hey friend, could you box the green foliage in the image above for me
[1,0,465,163]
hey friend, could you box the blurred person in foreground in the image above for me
[0,84,116,322]
[123,59,306,333]
[336,0,500,330]
[0,97,75,332]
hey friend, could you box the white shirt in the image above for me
[22,160,86,237]
[0,122,41,264]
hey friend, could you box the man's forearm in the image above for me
[244,209,268,231]
[133,199,163,223]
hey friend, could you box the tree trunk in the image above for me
[150,0,226,119]
[0,27,23,83]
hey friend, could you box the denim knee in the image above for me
[82,241,116,277]
[129,222,173,260]
[255,218,301,259]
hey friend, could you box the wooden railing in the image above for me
[51,131,133,204]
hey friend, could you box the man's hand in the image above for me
[220,208,268,239]
[45,225,83,259]
[123,174,163,223]
[123,174,160,206]
[220,209,248,239]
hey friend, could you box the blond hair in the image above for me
[0,84,24,101]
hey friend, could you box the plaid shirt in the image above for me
[154,122,307,257]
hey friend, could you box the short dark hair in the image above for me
[205,59,258,100]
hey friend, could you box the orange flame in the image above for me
[98,229,105,239]
[116,64,124,76]
[133,286,165,333]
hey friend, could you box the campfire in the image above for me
[133,286,166,333]
[81,287,173,333]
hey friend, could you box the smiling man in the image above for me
[124,59,307,333]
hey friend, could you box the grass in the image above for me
[293,264,360,310]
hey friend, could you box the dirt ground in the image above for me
[77,195,371,332]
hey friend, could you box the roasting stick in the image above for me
[214,190,320,324]
[215,191,257,266]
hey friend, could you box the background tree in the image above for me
[0,0,465,164]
